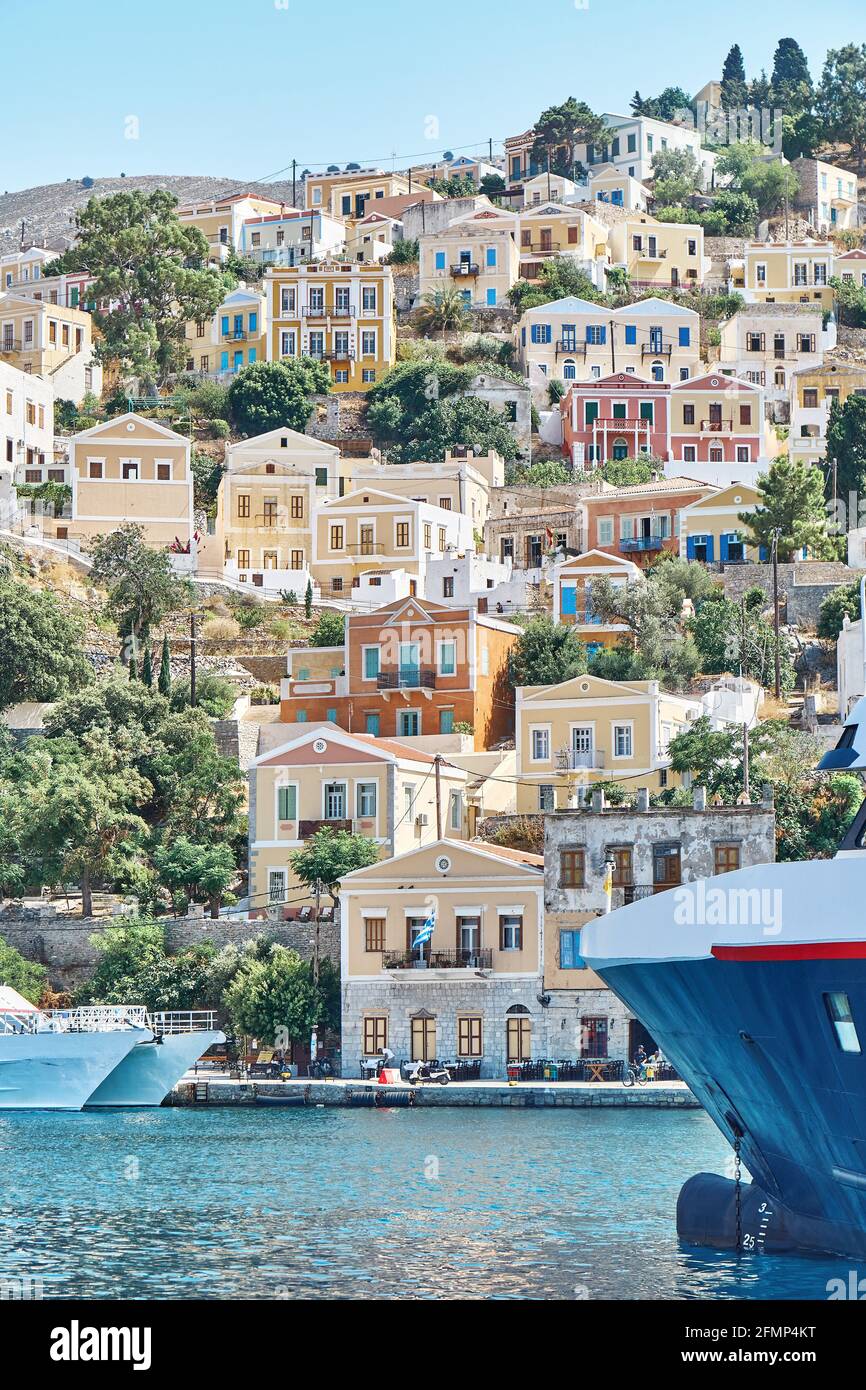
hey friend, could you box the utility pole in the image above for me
[292,158,297,207]
[609,319,616,374]
[772,529,781,700]
[189,610,198,707]
[434,754,443,839]
[310,876,323,1070]
[489,137,493,163]
[742,722,750,800]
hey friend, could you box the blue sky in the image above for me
[3,0,863,191]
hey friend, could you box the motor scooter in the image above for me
[407,1060,451,1086]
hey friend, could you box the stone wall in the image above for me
[718,562,865,629]
[0,906,339,992]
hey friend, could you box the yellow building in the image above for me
[336,451,503,529]
[340,838,545,1075]
[515,674,700,811]
[305,170,413,225]
[732,240,835,312]
[679,483,762,564]
[214,426,340,590]
[517,203,609,286]
[790,360,866,465]
[418,209,520,309]
[184,287,267,380]
[177,192,286,263]
[607,215,706,290]
[266,259,394,392]
[248,723,468,910]
[718,303,826,401]
[517,294,701,384]
[552,550,642,650]
[0,294,101,402]
[58,412,193,549]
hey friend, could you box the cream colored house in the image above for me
[515,674,700,811]
[237,209,347,269]
[339,838,545,1075]
[678,483,762,564]
[336,451,503,530]
[56,412,193,549]
[184,286,267,380]
[718,302,828,402]
[177,192,286,263]
[214,426,340,590]
[304,170,414,225]
[790,360,866,465]
[521,173,580,206]
[1,360,55,488]
[345,211,401,264]
[517,295,700,386]
[792,158,859,234]
[311,488,474,601]
[607,215,708,289]
[0,294,101,402]
[552,550,642,651]
[729,240,835,313]
[517,203,609,289]
[586,164,650,212]
[248,723,468,910]
[266,259,395,391]
[418,208,520,309]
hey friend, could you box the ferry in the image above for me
[84,1011,225,1107]
[579,693,866,1261]
[0,988,153,1111]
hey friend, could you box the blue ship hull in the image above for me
[599,953,866,1259]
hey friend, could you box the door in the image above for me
[649,326,663,353]
[398,642,419,686]
[708,402,722,430]
[324,782,346,821]
[456,915,481,966]
[670,268,679,287]
[540,229,553,252]
[653,843,681,892]
[398,709,420,737]
[410,1014,437,1061]
[571,726,594,769]
[360,524,374,556]
[506,1014,531,1062]
[647,236,657,258]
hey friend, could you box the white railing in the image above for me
[45,1005,149,1033]
[147,1011,219,1036]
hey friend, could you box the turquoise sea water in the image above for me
[0,1106,855,1300]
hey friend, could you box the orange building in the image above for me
[279,596,519,749]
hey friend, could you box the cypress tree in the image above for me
[128,642,138,681]
[305,579,313,620]
[158,634,172,696]
[142,642,153,688]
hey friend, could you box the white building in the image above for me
[0,359,55,487]
[238,209,347,269]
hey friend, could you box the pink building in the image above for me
[561,373,671,471]
[669,374,766,478]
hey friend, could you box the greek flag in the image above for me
[414,908,436,948]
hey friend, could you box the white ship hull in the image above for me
[0,1028,153,1110]
[84,1030,225,1108]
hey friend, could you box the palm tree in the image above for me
[415,287,471,339]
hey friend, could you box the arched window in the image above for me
[651,361,664,382]
[563,359,576,380]
[612,437,629,461]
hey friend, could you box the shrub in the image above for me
[233,604,264,630]
[249,683,280,705]
[201,616,240,641]
[269,618,292,641]
[208,419,231,439]
[170,674,237,718]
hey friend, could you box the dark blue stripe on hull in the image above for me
[599,957,866,1257]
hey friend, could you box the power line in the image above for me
[241,138,504,190]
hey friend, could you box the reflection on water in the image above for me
[0,1107,851,1300]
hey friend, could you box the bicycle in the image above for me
[622,1061,654,1087]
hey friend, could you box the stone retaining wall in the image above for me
[168,1078,699,1107]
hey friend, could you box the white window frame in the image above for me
[268,869,287,905]
[275,780,299,828]
[437,639,457,676]
[120,457,140,482]
[356,781,378,820]
[361,645,380,681]
[154,457,174,482]
[322,779,348,821]
[530,725,551,763]
[612,721,634,759]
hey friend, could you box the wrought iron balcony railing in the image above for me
[641,339,673,358]
[450,262,479,277]
[383,947,493,971]
[555,340,587,358]
[377,667,436,690]
[620,535,666,552]
[555,747,606,771]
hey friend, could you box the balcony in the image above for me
[1,339,22,353]
[555,340,587,359]
[298,818,352,837]
[636,245,667,260]
[222,329,247,341]
[450,262,479,277]
[325,347,355,361]
[641,340,673,358]
[254,512,280,527]
[377,667,437,690]
[555,747,606,771]
[383,947,493,971]
[620,535,666,552]
[525,241,561,254]
[613,884,656,908]
[346,541,384,556]
[699,418,732,432]
[304,304,355,318]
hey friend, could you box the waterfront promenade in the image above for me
[169,1075,699,1108]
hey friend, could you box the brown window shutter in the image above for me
[499,917,505,951]
[516,918,523,950]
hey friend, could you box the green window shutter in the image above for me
[278,785,297,820]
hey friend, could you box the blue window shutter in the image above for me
[720,533,729,562]
[486,288,497,306]
[296,711,307,722]
[585,325,593,342]
[560,931,574,969]
[435,251,445,269]
[326,707,337,722]
[440,709,454,734]
[705,535,715,563]
[759,545,769,562]
[561,585,577,615]
[531,325,539,344]
[486,247,497,267]
[221,316,229,334]
[679,326,690,346]
[366,713,380,736]
[248,348,256,362]
[521,327,526,346]
[686,536,696,560]
[220,351,229,371]
[599,325,606,344]
[625,324,636,345]
[249,312,258,333]
[543,325,551,343]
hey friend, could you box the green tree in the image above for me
[304,579,313,620]
[588,555,717,690]
[770,37,813,110]
[479,173,507,198]
[190,450,224,517]
[739,457,830,562]
[169,673,236,718]
[309,610,345,648]
[153,836,236,918]
[0,936,47,1002]
[531,98,606,177]
[508,256,602,312]
[290,828,379,897]
[825,394,866,497]
[631,87,694,121]
[829,276,866,330]
[89,524,192,639]
[227,358,330,437]
[818,44,866,173]
[817,581,861,640]
[689,589,796,692]
[0,576,93,712]
[44,190,227,385]
[598,457,657,487]
[650,147,703,205]
[78,918,218,1010]
[427,175,476,198]
[715,142,799,218]
[367,359,521,462]
[158,635,172,696]
[385,238,420,265]
[721,44,748,110]
[508,615,588,687]
[223,945,340,1045]
[141,643,153,688]
[414,287,472,338]
[504,459,571,488]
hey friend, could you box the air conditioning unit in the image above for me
[415,813,429,828]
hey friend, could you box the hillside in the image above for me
[0,173,303,253]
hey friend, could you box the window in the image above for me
[268,869,286,905]
[440,709,454,736]
[329,524,344,550]
[803,388,819,409]
[714,844,741,874]
[560,849,585,888]
[825,992,861,1053]
[581,1016,608,1058]
[364,918,385,952]
[457,1016,482,1058]
[324,782,346,820]
[559,930,585,969]
[290,495,303,519]
[683,403,695,425]
[276,784,298,823]
[88,460,103,479]
[598,517,614,546]
[538,785,555,812]
[356,782,377,819]
[423,523,432,550]
[448,787,461,827]
[739,404,752,426]
[363,646,380,680]
[499,913,523,951]
[396,522,410,547]
[365,713,380,736]
[438,640,456,676]
[363,1016,387,1054]
[121,459,139,481]
[398,710,420,737]
[613,724,633,758]
[442,575,454,598]
[361,331,376,356]
[237,549,250,569]
[531,727,550,761]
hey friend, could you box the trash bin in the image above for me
[507,1063,521,1082]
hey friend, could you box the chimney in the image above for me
[762,782,775,808]
[591,788,606,812]
[692,786,707,812]
[636,787,649,812]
